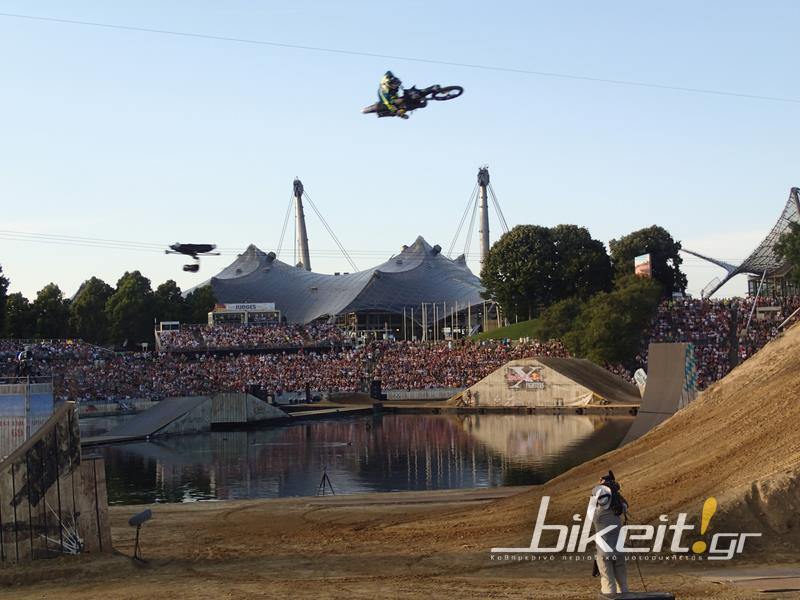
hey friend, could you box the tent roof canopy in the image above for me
[200,236,486,324]
[683,187,800,296]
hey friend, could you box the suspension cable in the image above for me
[463,191,480,258]
[3,12,799,106]
[302,192,359,272]
[446,182,478,258]
[488,184,510,233]
[276,193,294,261]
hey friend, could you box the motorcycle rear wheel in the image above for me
[432,86,463,101]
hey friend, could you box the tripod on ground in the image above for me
[317,466,335,496]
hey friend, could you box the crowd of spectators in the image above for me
[3,295,799,401]
[157,323,347,351]
[1,339,112,381]
[0,337,566,402]
[371,340,567,389]
[638,295,800,388]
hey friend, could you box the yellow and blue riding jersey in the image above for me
[378,80,401,112]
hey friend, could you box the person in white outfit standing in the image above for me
[588,471,629,596]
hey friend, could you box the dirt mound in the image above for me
[428,323,800,550]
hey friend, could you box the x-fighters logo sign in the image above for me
[505,366,545,390]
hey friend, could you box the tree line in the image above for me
[0,269,215,346]
[480,224,687,365]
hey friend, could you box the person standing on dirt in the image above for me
[378,71,408,119]
[588,471,629,596]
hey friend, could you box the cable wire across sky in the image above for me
[0,230,748,266]
[2,11,799,105]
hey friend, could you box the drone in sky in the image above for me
[165,242,219,272]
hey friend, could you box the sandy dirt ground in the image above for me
[4,324,800,599]
[0,489,787,599]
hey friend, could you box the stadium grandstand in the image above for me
[4,291,799,405]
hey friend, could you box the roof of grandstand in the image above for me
[684,187,800,296]
[200,236,485,324]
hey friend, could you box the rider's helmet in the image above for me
[382,71,401,93]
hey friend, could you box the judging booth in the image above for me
[208,302,281,325]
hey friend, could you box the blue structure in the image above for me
[0,378,55,459]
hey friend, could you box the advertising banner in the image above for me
[635,253,652,277]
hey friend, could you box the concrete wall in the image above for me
[245,394,288,423]
[211,393,247,423]
[384,388,463,401]
[0,403,111,562]
[79,400,157,416]
[461,359,594,407]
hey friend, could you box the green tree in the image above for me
[481,225,555,321]
[4,292,33,338]
[184,285,216,324]
[531,297,584,342]
[31,283,70,339]
[481,224,613,320]
[69,277,114,343]
[153,280,186,322]
[105,271,155,347]
[775,222,800,286]
[568,275,663,364]
[551,225,613,299]
[609,225,687,296]
[0,264,8,335]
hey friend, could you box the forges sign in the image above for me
[505,366,545,390]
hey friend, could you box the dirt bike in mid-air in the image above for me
[362,84,463,118]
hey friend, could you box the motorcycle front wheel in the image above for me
[431,86,463,101]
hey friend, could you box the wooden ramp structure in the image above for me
[619,342,698,446]
[83,393,290,446]
[448,357,641,408]
[0,402,111,562]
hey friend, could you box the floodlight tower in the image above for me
[478,167,490,268]
[293,178,311,271]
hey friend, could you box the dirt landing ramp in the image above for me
[620,343,697,446]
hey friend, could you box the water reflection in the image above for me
[94,414,632,505]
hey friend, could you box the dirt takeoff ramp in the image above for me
[619,342,697,446]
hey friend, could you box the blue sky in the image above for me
[1,1,798,300]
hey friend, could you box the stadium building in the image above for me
[686,187,800,298]
[201,236,492,338]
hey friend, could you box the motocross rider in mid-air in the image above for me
[378,71,408,119]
